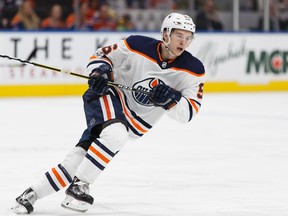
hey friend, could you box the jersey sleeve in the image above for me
[85,37,131,76]
[166,69,205,123]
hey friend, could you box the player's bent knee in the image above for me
[100,122,128,153]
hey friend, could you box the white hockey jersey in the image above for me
[86,35,205,138]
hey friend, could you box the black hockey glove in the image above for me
[88,64,112,95]
[88,75,108,95]
[149,84,182,110]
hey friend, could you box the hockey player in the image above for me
[11,12,205,214]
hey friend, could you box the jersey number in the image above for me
[102,44,118,55]
[197,83,204,99]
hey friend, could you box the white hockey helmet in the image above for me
[161,13,196,37]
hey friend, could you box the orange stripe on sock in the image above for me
[90,145,110,164]
[102,95,112,120]
[52,168,66,187]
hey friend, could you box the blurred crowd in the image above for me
[0,0,288,31]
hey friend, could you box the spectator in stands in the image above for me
[92,3,116,31]
[0,0,18,24]
[11,0,40,30]
[195,0,223,31]
[278,0,288,30]
[126,0,146,9]
[87,0,100,20]
[40,4,66,30]
[240,0,258,11]
[149,0,173,9]
[173,0,190,10]
[258,2,283,31]
[0,0,19,29]
[66,0,93,30]
[0,0,19,12]
[116,13,136,31]
[0,17,11,29]
[279,0,288,10]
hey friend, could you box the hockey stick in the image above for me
[0,54,150,95]
[0,48,37,68]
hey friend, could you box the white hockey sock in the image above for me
[75,122,128,184]
[31,147,86,199]
[75,139,116,184]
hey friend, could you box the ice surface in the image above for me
[1,92,288,216]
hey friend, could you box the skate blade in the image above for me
[10,202,28,214]
[61,195,91,213]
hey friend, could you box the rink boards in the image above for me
[0,31,287,96]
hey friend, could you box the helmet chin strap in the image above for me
[163,35,175,57]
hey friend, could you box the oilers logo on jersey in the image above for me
[132,78,165,106]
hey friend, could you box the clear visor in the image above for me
[170,32,194,44]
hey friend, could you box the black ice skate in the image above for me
[11,187,37,214]
[61,177,94,212]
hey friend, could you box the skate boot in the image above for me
[11,187,37,214]
[61,177,94,212]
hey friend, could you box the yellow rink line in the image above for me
[0,81,288,97]
[204,81,288,92]
[0,84,88,97]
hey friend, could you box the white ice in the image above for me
[1,92,288,216]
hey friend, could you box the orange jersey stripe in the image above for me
[116,89,148,133]
[157,42,175,64]
[124,39,203,77]
[102,95,112,120]
[171,67,205,77]
[52,168,66,187]
[89,145,110,164]
[124,39,158,64]
[189,99,199,113]
[157,43,163,61]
